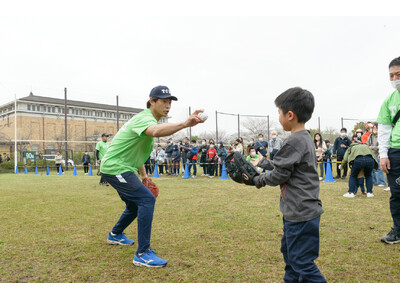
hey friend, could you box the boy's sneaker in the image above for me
[367,193,374,198]
[107,232,134,245]
[381,228,400,244]
[343,192,355,198]
[133,249,167,268]
[378,184,385,187]
[192,175,196,178]
[208,175,214,178]
[384,187,391,191]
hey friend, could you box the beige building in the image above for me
[0,92,168,156]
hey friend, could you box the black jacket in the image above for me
[82,154,91,164]
[333,136,351,157]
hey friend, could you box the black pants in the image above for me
[83,163,89,174]
[388,148,400,231]
[56,163,64,173]
[98,161,107,184]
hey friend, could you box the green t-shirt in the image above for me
[377,90,400,149]
[96,141,110,160]
[246,154,260,161]
[100,109,158,175]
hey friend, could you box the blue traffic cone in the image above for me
[15,165,19,174]
[220,161,229,179]
[88,165,93,176]
[46,165,50,175]
[182,162,190,179]
[153,163,160,178]
[323,159,336,183]
[72,165,77,176]
[198,160,201,168]
[34,165,39,175]
[24,165,28,174]
[58,164,63,175]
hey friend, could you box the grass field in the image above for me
[0,168,399,283]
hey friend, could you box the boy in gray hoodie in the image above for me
[251,87,326,283]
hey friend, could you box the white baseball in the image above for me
[198,112,208,121]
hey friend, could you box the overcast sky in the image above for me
[1,2,399,138]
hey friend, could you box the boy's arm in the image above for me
[253,144,300,188]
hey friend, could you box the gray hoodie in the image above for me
[254,130,324,222]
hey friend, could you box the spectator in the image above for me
[150,146,157,174]
[165,139,174,175]
[156,146,166,175]
[144,156,152,175]
[55,151,64,174]
[246,138,255,155]
[349,135,366,196]
[207,142,218,178]
[238,137,246,156]
[199,139,209,176]
[81,151,91,175]
[366,123,387,187]
[362,123,374,144]
[217,141,228,176]
[342,135,378,198]
[188,140,199,178]
[267,131,284,160]
[323,140,333,173]
[333,128,351,179]
[0,154,2,164]
[246,147,260,161]
[355,129,363,143]
[314,133,327,180]
[171,143,181,176]
[232,138,244,156]
[254,133,268,157]
[180,137,190,167]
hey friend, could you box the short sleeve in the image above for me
[377,99,392,125]
[131,114,158,137]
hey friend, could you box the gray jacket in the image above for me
[366,133,379,156]
[254,130,324,222]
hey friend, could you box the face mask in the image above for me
[271,135,276,139]
[202,142,206,145]
[391,79,400,90]
[250,152,256,157]
[210,145,214,148]
[340,132,346,137]
[258,138,263,141]
[357,133,362,137]
[373,130,378,134]
[249,141,254,145]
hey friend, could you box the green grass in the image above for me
[0,169,399,283]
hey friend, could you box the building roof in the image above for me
[18,92,143,113]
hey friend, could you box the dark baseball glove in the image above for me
[142,177,159,198]
[224,151,260,186]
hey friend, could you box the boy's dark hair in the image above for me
[389,57,400,69]
[146,97,158,109]
[191,139,197,143]
[325,140,330,144]
[274,87,314,123]
[258,133,263,137]
[340,128,347,132]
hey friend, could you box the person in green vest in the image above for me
[96,133,110,186]
[100,85,204,267]
[377,56,400,244]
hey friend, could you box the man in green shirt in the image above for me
[377,56,400,244]
[101,85,204,267]
[96,133,110,186]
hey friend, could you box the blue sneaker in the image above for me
[107,232,134,245]
[133,249,167,268]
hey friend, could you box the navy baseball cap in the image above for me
[149,85,178,100]
[101,133,109,137]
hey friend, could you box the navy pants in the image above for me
[348,156,374,194]
[102,172,156,254]
[188,159,197,176]
[281,216,326,283]
[388,149,400,231]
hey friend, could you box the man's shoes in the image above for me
[381,228,400,244]
[361,192,367,196]
[133,249,167,267]
[107,232,134,245]
[367,193,374,198]
[341,176,346,179]
[378,184,386,187]
[384,187,391,191]
[343,192,355,198]
[335,176,340,179]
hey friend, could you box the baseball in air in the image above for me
[198,112,208,122]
